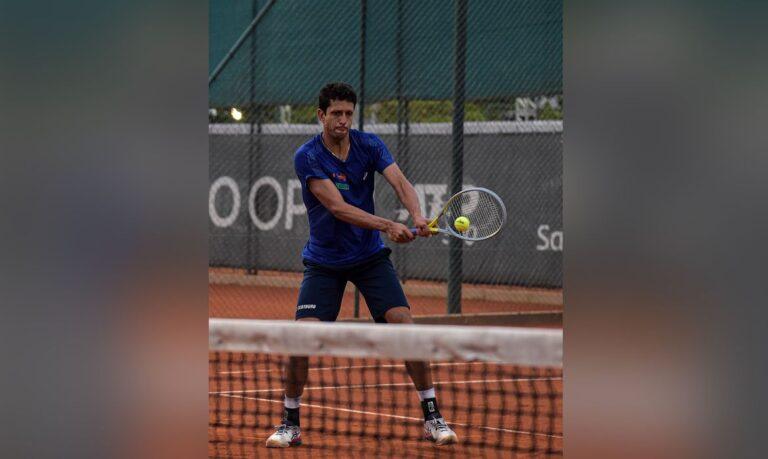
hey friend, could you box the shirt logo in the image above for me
[332,172,349,190]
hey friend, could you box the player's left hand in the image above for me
[386,221,416,243]
[413,216,432,237]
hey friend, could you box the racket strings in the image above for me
[443,190,505,239]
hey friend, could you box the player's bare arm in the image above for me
[381,164,431,237]
[307,177,415,243]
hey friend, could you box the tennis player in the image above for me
[266,82,458,448]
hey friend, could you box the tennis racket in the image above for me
[410,187,507,241]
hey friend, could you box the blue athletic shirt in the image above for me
[294,129,395,266]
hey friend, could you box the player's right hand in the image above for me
[386,221,416,244]
[412,216,432,237]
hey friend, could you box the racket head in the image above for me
[438,187,507,241]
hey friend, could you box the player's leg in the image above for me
[266,262,346,448]
[266,317,316,448]
[383,307,458,445]
[351,249,457,445]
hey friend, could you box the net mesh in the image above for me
[209,320,563,457]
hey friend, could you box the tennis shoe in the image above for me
[265,423,302,448]
[424,417,458,445]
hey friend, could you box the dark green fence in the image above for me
[209,0,562,314]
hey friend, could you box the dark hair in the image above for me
[318,82,357,112]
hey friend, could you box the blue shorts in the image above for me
[295,248,409,322]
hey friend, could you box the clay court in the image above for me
[209,268,563,322]
[209,354,563,458]
[209,269,563,457]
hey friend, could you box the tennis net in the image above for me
[209,319,563,457]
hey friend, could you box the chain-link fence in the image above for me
[209,0,562,319]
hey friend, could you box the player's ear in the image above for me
[317,108,325,124]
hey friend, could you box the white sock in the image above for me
[284,395,301,409]
[417,388,436,401]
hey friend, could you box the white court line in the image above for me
[216,392,563,439]
[218,361,490,375]
[210,377,563,395]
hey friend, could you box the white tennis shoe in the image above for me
[265,423,302,448]
[424,417,458,445]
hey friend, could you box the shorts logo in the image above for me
[335,182,349,190]
[297,304,316,310]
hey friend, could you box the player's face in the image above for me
[319,100,355,140]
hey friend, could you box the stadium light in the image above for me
[230,107,243,121]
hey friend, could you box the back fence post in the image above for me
[448,0,468,314]
[395,0,408,282]
[354,0,368,318]
[246,0,259,275]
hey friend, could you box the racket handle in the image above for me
[410,227,439,235]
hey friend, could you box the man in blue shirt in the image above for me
[266,82,458,448]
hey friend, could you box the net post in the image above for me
[448,0,468,315]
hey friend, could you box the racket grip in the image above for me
[411,227,438,235]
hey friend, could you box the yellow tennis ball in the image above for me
[454,216,470,232]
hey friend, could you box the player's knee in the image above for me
[384,307,413,324]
